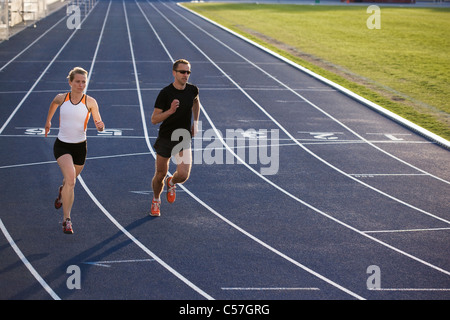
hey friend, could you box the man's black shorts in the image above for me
[153,136,191,158]
[53,138,87,166]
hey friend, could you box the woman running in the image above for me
[44,67,104,234]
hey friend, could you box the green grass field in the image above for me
[183,3,450,140]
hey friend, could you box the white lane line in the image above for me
[0,151,151,169]
[82,258,155,268]
[363,227,450,234]
[0,218,61,300]
[349,174,428,177]
[130,190,186,195]
[153,1,450,278]
[222,287,320,291]
[369,288,450,292]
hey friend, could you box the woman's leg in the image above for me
[57,154,84,221]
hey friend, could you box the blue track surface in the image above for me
[0,0,449,302]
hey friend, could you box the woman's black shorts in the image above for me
[53,138,87,166]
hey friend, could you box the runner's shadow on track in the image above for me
[8,216,151,299]
[0,251,49,275]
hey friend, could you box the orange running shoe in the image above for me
[166,177,176,203]
[151,199,161,217]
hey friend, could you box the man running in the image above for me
[150,59,200,216]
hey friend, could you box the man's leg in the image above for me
[151,154,170,216]
[172,148,192,185]
[152,154,170,200]
[165,148,192,204]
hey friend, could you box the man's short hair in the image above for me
[172,59,190,71]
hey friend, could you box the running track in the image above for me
[1,0,449,303]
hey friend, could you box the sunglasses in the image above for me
[175,70,191,75]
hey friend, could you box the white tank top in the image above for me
[58,93,91,143]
